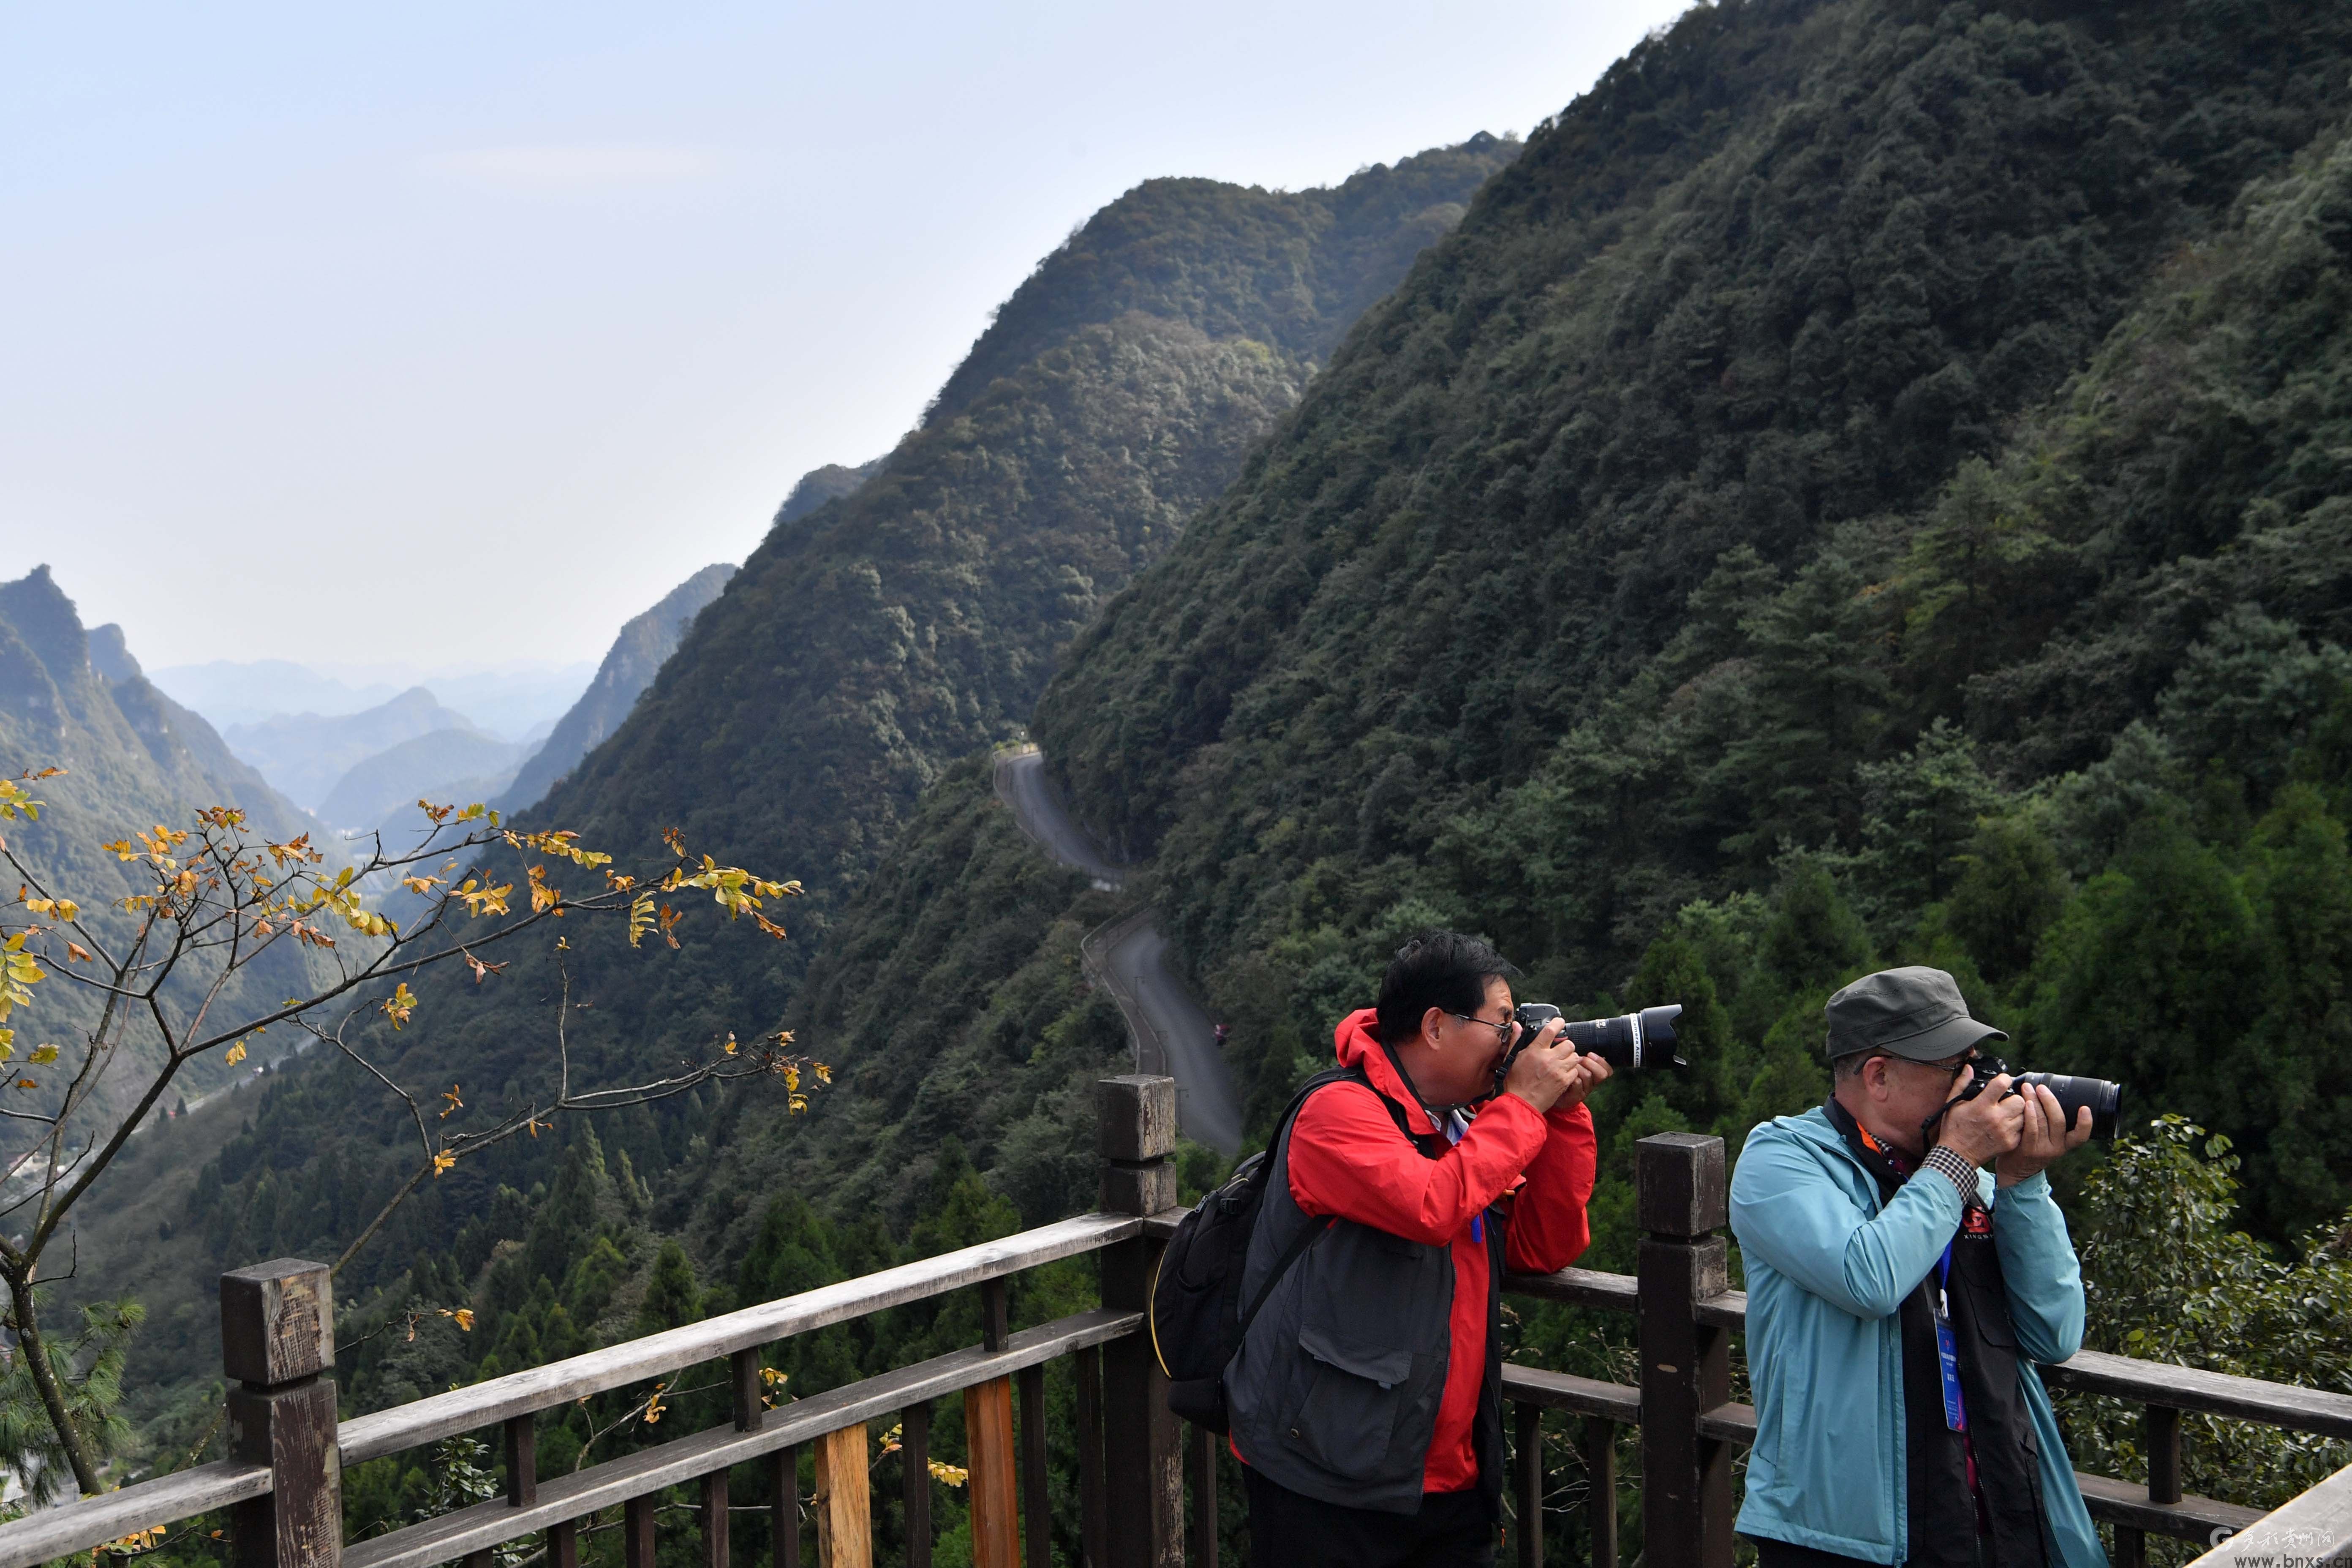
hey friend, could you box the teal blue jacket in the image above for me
[1729,1107,2106,1568]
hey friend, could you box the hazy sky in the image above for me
[7,2,1690,668]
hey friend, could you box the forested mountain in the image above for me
[1028,0,2352,1240]
[81,134,1519,1462]
[499,563,738,812]
[0,567,329,1124]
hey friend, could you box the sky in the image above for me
[5,2,1692,668]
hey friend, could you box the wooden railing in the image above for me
[3,1082,2347,1568]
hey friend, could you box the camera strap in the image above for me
[1932,1246,1967,1433]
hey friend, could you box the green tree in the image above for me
[2061,1117,2352,1512]
[634,1240,705,1337]
[1944,815,2070,985]
[2023,817,2263,1156]
[2158,610,2352,802]
[1712,545,1893,866]
[2240,786,2352,1236]
[1856,718,2003,912]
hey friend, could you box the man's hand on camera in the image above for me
[1995,1084,2093,1187]
[1503,1021,1613,1114]
[1936,1072,2025,1169]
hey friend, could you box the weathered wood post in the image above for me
[1097,1075,1181,1568]
[1636,1134,1734,1568]
[221,1258,340,1568]
[812,1425,871,1567]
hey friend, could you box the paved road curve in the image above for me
[994,747,1244,1155]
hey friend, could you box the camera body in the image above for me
[1492,1003,1685,1098]
[1943,1056,2123,1142]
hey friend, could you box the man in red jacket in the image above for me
[1227,929,1609,1567]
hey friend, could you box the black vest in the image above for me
[1225,1074,1508,1519]
[1825,1100,2051,1568]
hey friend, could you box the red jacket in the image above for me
[1285,1008,1599,1493]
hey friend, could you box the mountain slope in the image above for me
[0,567,329,1124]
[500,564,738,813]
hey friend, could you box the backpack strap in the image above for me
[1233,1062,1436,1337]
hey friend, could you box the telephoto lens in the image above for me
[1514,1002,1686,1071]
[2014,1072,2123,1142]
[1946,1059,2125,1141]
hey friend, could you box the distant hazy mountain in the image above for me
[223,687,476,811]
[144,660,405,728]
[318,725,528,833]
[152,659,594,738]
[498,563,738,812]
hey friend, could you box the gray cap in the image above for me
[1824,966,2006,1063]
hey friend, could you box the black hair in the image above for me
[1375,929,1516,1046]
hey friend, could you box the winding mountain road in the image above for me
[994,746,1243,1155]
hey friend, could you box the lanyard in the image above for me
[1932,1244,1967,1432]
[1440,1111,1484,1244]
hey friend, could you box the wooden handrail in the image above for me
[1501,1271,2352,1439]
[0,1462,270,1568]
[339,1212,1138,1465]
[2186,1459,2352,1567]
[343,1310,1139,1568]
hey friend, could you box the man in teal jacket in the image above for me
[1731,967,2104,1568]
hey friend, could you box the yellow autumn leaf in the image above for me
[452,1309,475,1332]
[27,1045,56,1064]
[224,1041,248,1065]
[431,1150,456,1176]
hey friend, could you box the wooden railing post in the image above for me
[1582,1418,1619,1568]
[221,1258,340,1568]
[773,1444,804,1568]
[1636,1134,1733,1568]
[813,1424,871,1568]
[1076,1345,1109,1568]
[1097,1075,1180,1568]
[902,1402,932,1568]
[1514,1401,1544,1568]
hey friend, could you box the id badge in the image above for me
[1933,1300,1968,1432]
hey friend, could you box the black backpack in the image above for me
[1148,1064,1429,1432]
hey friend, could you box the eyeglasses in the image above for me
[1451,1013,1517,1047]
[1878,1052,1976,1081]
